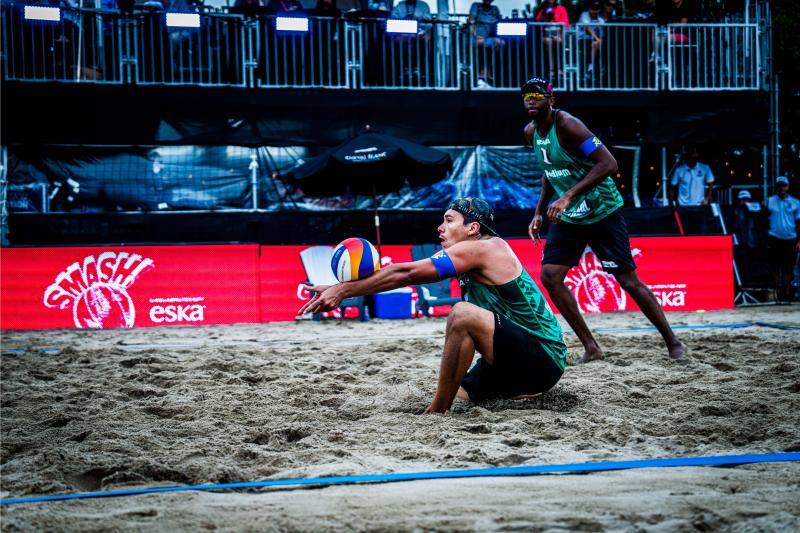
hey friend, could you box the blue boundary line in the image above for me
[3,452,799,506]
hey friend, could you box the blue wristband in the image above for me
[579,136,603,157]
[430,250,458,280]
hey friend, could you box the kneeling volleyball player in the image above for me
[299,197,567,413]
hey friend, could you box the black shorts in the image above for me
[542,208,636,273]
[460,314,564,403]
[768,236,799,274]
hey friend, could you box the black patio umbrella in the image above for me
[287,129,452,255]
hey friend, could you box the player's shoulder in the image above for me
[449,237,503,256]
[555,109,578,126]
[524,121,535,136]
[555,110,590,136]
[523,121,535,144]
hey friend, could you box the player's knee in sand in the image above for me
[445,302,495,362]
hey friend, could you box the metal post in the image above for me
[661,145,668,206]
[771,72,780,181]
[249,153,259,210]
[766,3,779,181]
[762,144,768,202]
[612,145,641,207]
[632,145,641,208]
[0,146,9,247]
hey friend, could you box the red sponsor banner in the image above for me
[506,236,733,313]
[0,237,732,330]
[261,244,414,322]
[1,245,260,330]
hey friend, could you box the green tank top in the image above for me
[459,269,567,370]
[532,109,623,224]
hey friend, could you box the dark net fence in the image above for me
[5,145,544,213]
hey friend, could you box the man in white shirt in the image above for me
[767,175,800,302]
[670,148,715,206]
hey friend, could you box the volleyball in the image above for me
[331,238,380,283]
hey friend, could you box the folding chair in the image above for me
[410,243,462,317]
[299,246,368,321]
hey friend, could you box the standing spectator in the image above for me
[577,0,604,80]
[734,190,760,250]
[733,190,763,282]
[766,176,800,302]
[669,148,714,206]
[534,0,569,81]
[468,0,503,87]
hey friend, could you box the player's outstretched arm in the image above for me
[299,241,487,316]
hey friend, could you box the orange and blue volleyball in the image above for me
[331,238,380,282]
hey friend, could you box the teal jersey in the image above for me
[532,109,623,224]
[459,269,567,370]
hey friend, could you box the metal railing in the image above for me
[252,16,349,88]
[666,23,760,91]
[574,23,659,91]
[0,3,769,92]
[133,11,247,86]
[354,18,460,90]
[2,6,126,83]
[462,22,568,91]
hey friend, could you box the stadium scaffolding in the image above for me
[1,4,771,92]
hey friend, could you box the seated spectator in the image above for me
[308,0,341,17]
[657,0,693,42]
[468,0,503,87]
[602,0,619,21]
[231,0,266,18]
[266,0,304,15]
[389,0,433,84]
[367,0,390,11]
[577,0,604,80]
[633,0,657,21]
[391,0,432,35]
[534,0,569,80]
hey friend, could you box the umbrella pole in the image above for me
[372,184,382,259]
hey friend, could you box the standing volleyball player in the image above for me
[522,77,686,363]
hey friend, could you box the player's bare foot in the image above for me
[668,341,688,362]
[578,346,605,364]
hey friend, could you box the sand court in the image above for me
[2,305,799,530]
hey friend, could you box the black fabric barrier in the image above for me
[7,207,723,247]
[1,82,769,147]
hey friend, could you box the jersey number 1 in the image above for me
[540,148,552,165]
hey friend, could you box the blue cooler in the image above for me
[373,288,413,319]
